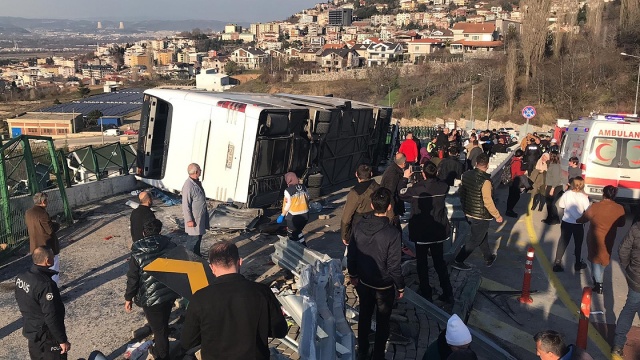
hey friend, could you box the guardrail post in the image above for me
[57,150,72,188]
[89,145,101,180]
[0,147,13,247]
[21,136,40,194]
[117,142,128,174]
[48,140,73,224]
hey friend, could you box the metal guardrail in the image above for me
[271,236,355,360]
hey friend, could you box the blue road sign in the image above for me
[522,106,536,119]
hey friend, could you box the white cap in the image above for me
[551,138,557,143]
[446,314,472,346]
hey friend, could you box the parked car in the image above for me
[124,129,139,135]
[103,129,121,136]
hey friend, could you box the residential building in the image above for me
[231,47,268,69]
[130,54,153,69]
[450,23,502,53]
[371,14,395,26]
[81,65,114,79]
[366,42,405,66]
[316,48,359,71]
[407,38,444,61]
[328,8,353,26]
[196,70,234,92]
[299,48,320,62]
[225,24,242,33]
[400,0,416,11]
[156,50,174,66]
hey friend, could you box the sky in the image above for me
[0,0,320,23]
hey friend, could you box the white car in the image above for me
[499,127,518,140]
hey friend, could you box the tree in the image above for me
[505,42,518,113]
[77,83,90,97]
[225,61,241,76]
[86,110,103,127]
[520,0,552,85]
[53,98,61,104]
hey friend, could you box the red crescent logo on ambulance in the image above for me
[632,145,640,165]
[595,143,613,162]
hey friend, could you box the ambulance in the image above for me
[560,114,640,201]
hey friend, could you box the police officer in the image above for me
[15,246,70,360]
[525,137,542,175]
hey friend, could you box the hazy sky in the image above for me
[0,0,320,22]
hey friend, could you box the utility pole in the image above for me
[486,75,491,130]
[470,84,474,129]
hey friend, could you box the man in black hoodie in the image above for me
[348,188,405,360]
[437,147,464,186]
[124,219,179,360]
[400,162,454,303]
[380,153,407,221]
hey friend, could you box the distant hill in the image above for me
[0,17,243,33]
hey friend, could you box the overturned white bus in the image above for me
[135,89,393,207]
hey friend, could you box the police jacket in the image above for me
[399,178,450,243]
[125,234,179,308]
[347,214,405,291]
[525,144,542,163]
[460,169,492,219]
[14,265,67,344]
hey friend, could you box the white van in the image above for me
[560,114,640,201]
[103,129,120,136]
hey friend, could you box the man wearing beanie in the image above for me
[424,314,475,359]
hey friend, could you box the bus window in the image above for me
[589,137,618,167]
[625,140,640,168]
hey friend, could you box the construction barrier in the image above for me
[518,246,535,304]
[576,287,592,350]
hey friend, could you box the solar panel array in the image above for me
[40,88,145,117]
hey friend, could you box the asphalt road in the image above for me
[53,134,137,149]
[467,185,640,360]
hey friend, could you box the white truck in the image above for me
[135,89,393,207]
[560,113,640,201]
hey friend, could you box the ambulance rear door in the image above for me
[583,126,621,198]
[616,123,640,201]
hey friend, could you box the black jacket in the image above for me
[130,205,156,243]
[619,222,640,293]
[347,214,404,290]
[437,157,464,186]
[14,265,67,344]
[399,178,450,243]
[380,164,406,216]
[125,234,179,308]
[525,144,542,165]
[181,273,288,360]
[460,169,492,219]
[491,143,507,154]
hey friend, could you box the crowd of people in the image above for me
[12,122,640,360]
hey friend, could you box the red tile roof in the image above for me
[452,22,496,34]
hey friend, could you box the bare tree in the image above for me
[505,42,518,113]
[553,0,579,57]
[586,0,604,45]
[521,0,552,85]
[620,0,640,32]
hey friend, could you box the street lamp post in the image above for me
[621,52,640,116]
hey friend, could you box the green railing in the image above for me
[0,136,138,258]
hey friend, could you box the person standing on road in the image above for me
[399,162,453,303]
[341,164,381,245]
[348,188,404,360]
[398,132,419,164]
[505,149,528,218]
[543,153,564,225]
[276,172,309,246]
[612,218,640,358]
[182,163,209,256]
[530,153,550,212]
[577,185,626,294]
[525,138,542,175]
[453,154,502,271]
[380,153,407,225]
[181,241,288,360]
[534,330,593,360]
[567,157,581,188]
[15,246,70,360]
[25,192,61,285]
[437,147,464,186]
[124,219,179,360]
[467,141,483,170]
[552,177,590,273]
[129,190,156,247]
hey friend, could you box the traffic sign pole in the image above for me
[522,106,536,135]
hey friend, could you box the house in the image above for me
[230,47,268,70]
[407,38,445,62]
[366,42,405,66]
[300,47,321,62]
[426,29,454,42]
[450,22,502,53]
[316,48,359,71]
